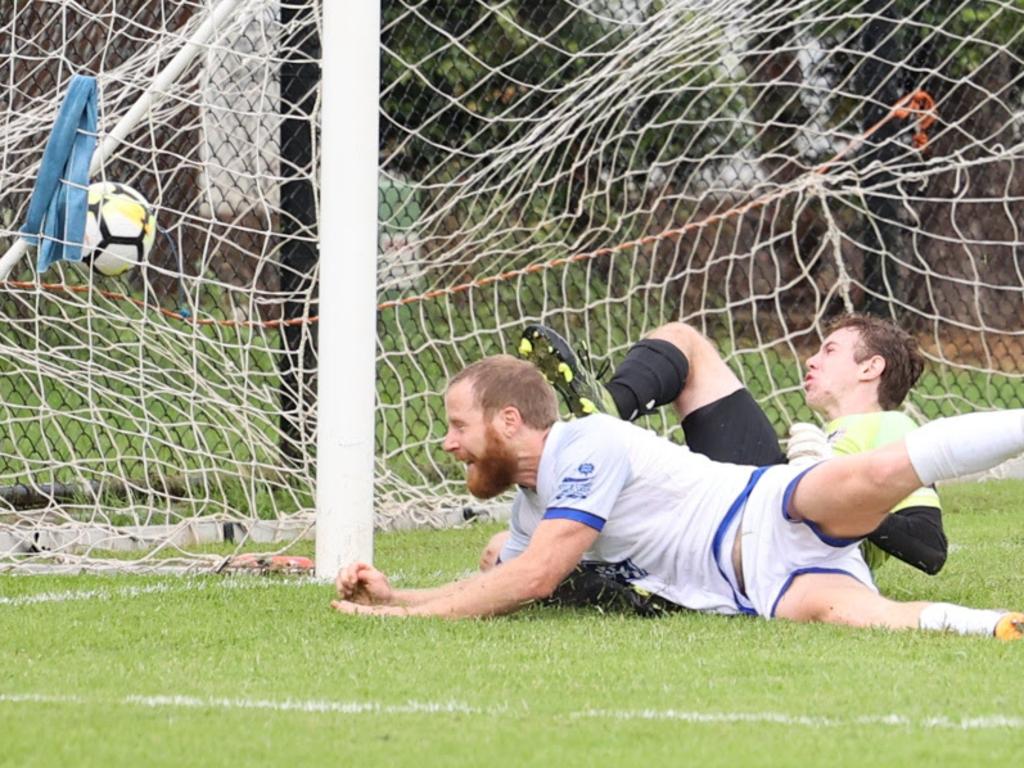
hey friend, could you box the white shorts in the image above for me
[735,463,877,618]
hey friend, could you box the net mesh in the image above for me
[0,0,317,571]
[2,0,1023,571]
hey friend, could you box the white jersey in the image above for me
[499,414,763,614]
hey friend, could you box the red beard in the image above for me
[465,424,518,499]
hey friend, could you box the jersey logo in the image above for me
[555,472,594,501]
[555,462,597,501]
[555,481,592,501]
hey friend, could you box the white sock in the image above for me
[904,410,1024,486]
[918,602,1003,636]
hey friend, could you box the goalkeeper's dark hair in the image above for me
[826,313,924,409]
[449,355,558,429]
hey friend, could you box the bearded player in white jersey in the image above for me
[333,343,1024,638]
[475,313,946,613]
[479,313,942,593]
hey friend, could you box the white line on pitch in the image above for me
[571,708,1024,730]
[0,577,311,607]
[0,568,451,607]
[0,693,496,716]
[1,693,1022,730]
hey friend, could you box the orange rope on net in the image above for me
[893,90,937,150]
[815,89,936,176]
[1,91,936,325]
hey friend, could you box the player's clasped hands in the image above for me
[331,562,407,616]
[334,561,393,604]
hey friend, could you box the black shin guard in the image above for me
[606,339,689,421]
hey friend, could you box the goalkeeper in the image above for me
[477,314,946,613]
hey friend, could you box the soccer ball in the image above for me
[82,182,157,276]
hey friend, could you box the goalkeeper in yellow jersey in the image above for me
[480,313,946,612]
[802,315,945,575]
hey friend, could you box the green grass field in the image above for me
[2,480,1024,767]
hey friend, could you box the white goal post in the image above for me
[315,1,378,579]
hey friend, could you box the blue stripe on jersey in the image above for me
[711,466,769,616]
[803,518,860,547]
[769,567,869,618]
[780,464,817,521]
[781,464,860,547]
[544,507,606,531]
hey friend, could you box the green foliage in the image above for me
[381,2,624,177]
[379,0,757,285]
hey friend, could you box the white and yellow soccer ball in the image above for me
[82,181,157,276]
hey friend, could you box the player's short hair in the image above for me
[826,313,924,409]
[449,355,559,429]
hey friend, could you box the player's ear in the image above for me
[498,405,523,435]
[862,354,885,381]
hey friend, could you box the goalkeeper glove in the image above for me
[786,422,832,467]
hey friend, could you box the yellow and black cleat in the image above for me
[518,324,614,418]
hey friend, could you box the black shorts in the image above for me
[681,389,786,466]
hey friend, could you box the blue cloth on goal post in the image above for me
[19,74,99,273]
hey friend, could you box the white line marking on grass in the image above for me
[125,694,488,715]
[0,692,493,716]
[2,693,1022,730]
[0,577,311,607]
[571,709,1024,730]
[1,582,182,606]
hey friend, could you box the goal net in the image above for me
[2,0,1022,572]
